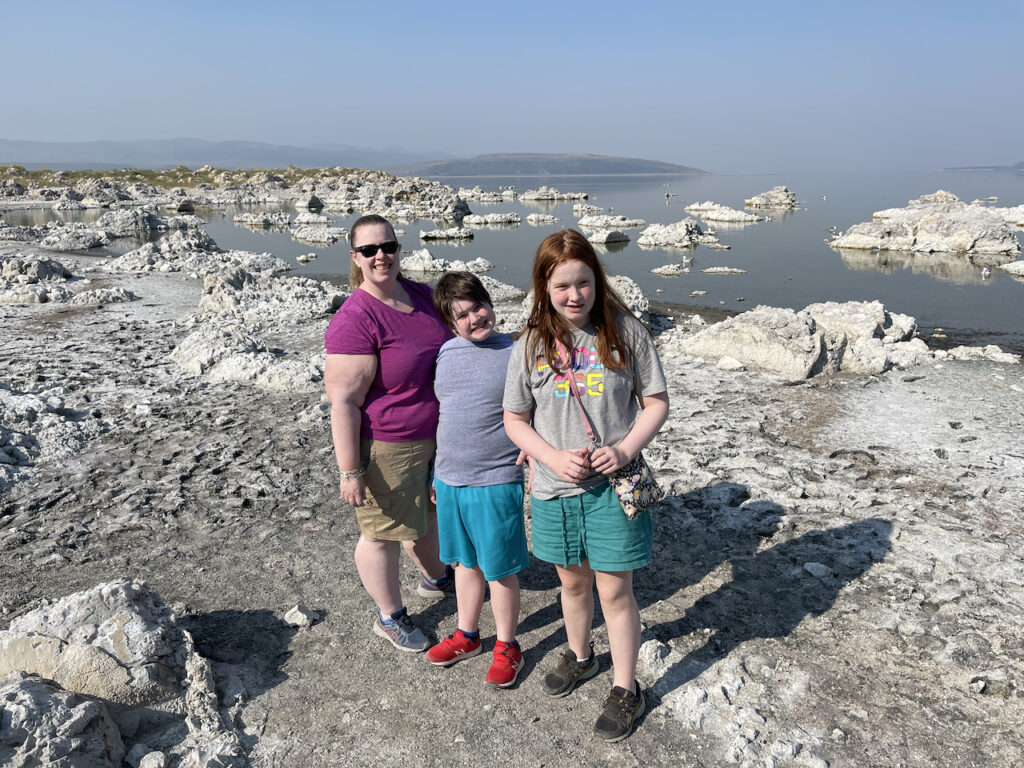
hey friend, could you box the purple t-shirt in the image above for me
[325,279,452,442]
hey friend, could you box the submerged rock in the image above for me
[420,227,473,241]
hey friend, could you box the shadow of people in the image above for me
[178,609,296,700]
[645,517,893,699]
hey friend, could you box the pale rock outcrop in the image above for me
[197,268,346,325]
[685,202,764,223]
[830,191,1022,255]
[1,254,72,283]
[0,673,125,768]
[95,208,164,237]
[586,229,629,244]
[399,249,493,273]
[676,307,825,379]
[420,227,474,241]
[290,225,347,245]
[637,219,726,250]
[0,579,183,705]
[456,187,508,202]
[69,287,140,305]
[0,385,107,491]
[608,274,650,319]
[294,193,323,210]
[526,213,559,225]
[520,186,588,201]
[293,212,331,226]
[461,212,520,225]
[939,345,1021,364]
[573,203,603,216]
[675,301,935,377]
[745,186,798,209]
[577,214,646,229]
[701,266,746,274]
[479,275,526,303]
[651,264,689,276]
[40,223,107,252]
[170,323,322,392]
[996,260,1024,277]
[233,212,290,228]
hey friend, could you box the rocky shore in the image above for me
[2,168,1024,768]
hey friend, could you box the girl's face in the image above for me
[547,259,596,329]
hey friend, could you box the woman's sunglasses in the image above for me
[353,241,400,258]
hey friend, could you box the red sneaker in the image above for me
[485,640,523,688]
[425,629,482,667]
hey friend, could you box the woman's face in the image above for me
[547,259,596,329]
[350,222,399,288]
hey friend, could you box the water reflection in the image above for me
[836,248,1007,285]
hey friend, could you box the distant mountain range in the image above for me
[395,153,705,177]
[0,138,454,171]
[0,140,704,176]
[945,160,1024,171]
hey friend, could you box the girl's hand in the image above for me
[549,448,592,483]
[591,445,630,475]
[340,476,366,508]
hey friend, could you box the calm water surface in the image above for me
[8,170,1023,351]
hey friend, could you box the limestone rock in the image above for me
[679,306,825,379]
[0,581,195,713]
[586,229,629,244]
[0,674,125,768]
[685,202,764,223]
[830,191,1021,255]
[420,227,474,241]
[526,213,559,225]
[577,214,646,229]
[461,212,520,225]
[745,185,798,209]
[637,219,724,249]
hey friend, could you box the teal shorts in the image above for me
[531,483,652,572]
[435,479,529,582]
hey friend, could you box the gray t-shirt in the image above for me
[434,333,524,487]
[503,315,667,500]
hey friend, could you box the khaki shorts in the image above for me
[355,437,435,541]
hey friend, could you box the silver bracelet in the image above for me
[339,468,365,481]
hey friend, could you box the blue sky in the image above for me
[4,1,1021,172]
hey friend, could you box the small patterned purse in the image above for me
[556,340,664,520]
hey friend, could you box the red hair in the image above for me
[523,229,636,373]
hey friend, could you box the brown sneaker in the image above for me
[541,643,598,697]
[593,680,646,742]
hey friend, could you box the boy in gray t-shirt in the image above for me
[426,272,529,689]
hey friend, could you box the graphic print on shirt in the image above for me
[536,345,606,398]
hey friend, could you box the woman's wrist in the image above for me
[339,467,365,482]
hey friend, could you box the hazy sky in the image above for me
[4,1,1021,173]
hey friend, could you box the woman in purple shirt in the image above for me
[324,214,454,653]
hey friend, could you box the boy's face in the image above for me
[450,298,496,342]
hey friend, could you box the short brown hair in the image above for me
[433,271,493,332]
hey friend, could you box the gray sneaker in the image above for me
[373,607,429,653]
[541,643,599,697]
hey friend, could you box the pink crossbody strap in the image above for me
[555,338,599,448]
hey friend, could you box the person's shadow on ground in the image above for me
[644,515,893,701]
[517,482,782,678]
[515,482,892,702]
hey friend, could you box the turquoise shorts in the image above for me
[435,479,529,582]
[531,483,652,572]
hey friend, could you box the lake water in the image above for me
[7,170,1024,351]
